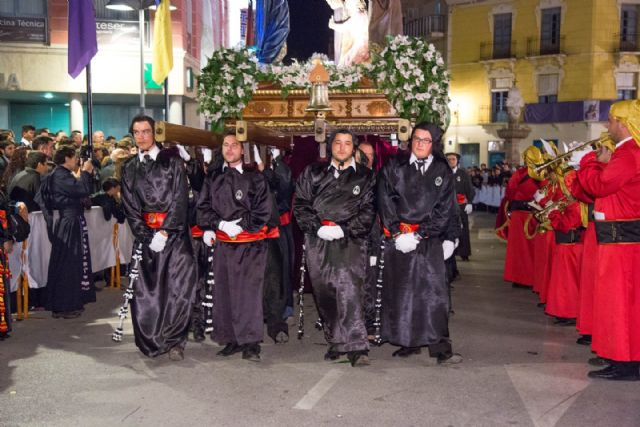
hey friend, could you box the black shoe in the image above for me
[348,351,370,367]
[392,346,422,358]
[0,332,9,341]
[553,317,576,326]
[588,357,610,367]
[576,335,592,346]
[217,343,242,357]
[512,283,529,289]
[168,346,184,361]
[62,310,82,319]
[461,256,469,261]
[274,331,289,344]
[437,353,464,365]
[242,343,261,362]
[324,350,342,361]
[588,365,640,381]
[537,302,546,308]
[193,326,205,343]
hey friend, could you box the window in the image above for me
[537,74,558,103]
[186,0,193,52]
[491,90,509,122]
[620,4,639,51]
[540,7,561,55]
[0,0,46,17]
[616,72,638,99]
[493,13,512,59]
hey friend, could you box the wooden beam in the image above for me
[154,121,223,149]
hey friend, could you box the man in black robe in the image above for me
[446,152,475,262]
[197,134,272,362]
[36,146,95,318]
[377,122,461,363]
[121,115,196,361]
[294,129,376,367]
[258,147,295,343]
[9,151,48,212]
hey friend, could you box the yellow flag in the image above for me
[152,0,173,85]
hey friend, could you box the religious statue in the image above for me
[368,0,403,49]
[506,85,525,124]
[327,0,370,66]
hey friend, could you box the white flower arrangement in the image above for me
[367,35,451,129]
[197,36,451,131]
[197,46,261,131]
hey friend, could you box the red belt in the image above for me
[0,210,7,230]
[321,220,337,226]
[191,225,204,238]
[216,226,268,243]
[280,211,291,226]
[143,212,167,229]
[456,194,467,204]
[266,227,280,239]
[383,222,419,238]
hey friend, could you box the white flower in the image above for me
[432,66,438,76]
[436,57,444,66]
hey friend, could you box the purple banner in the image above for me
[524,100,614,124]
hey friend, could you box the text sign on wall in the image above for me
[96,20,149,47]
[0,17,47,43]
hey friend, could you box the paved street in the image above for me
[2,212,639,427]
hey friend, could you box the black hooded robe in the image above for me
[196,165,272,346]
[121,149,196,357]
[38,167,95,313]
[453,166,475,258]
[377,153,457,354]
[294,161,375,354]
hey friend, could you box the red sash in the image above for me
[216,226,268,243]
[279,212,291,226]
[143,212,167,229]
[382,222,419,238]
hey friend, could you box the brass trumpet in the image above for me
[533,133,616,175]
[524,196,573,240]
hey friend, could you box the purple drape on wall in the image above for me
[524,100,614,124]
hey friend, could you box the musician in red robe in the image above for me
[499,147,545,288]
[573,100,640,381]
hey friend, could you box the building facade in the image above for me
[445,0,635,166]
[0,0,234,138]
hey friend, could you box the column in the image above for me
[69,93,84,133]
[168,96,183,125]
[0,100,9,129]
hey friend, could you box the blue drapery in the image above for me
[255,0,290,64]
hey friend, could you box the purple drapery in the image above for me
[524,100,614,124]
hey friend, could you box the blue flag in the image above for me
[68,0,98,78]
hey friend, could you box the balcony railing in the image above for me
[616,32,640,52]
[404,14,446,39]
[526,35,566,56]
[480,40,517,61]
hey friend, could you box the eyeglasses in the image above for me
[132,129,153,136]
[412,136,433,144]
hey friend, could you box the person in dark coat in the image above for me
[120,115,196,362]
[445,152,475,261]
[36,146,95,319]
[90,178,126,224]
[0,189,24,339]
[377,122,461,363]
[9,151,48,212]
[294,129,376,367]
[197,134,272,362]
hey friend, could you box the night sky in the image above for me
[286,0,334,61]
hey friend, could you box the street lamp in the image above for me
[106,0,156,113]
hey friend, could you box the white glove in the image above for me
[149,231,168,252]
[203,230,216,247]
[464,204,473,215]
[395,232,420,254]
[177,144,191,162]
[202,148,213,164]
[454,238,459,248]
[567,147,591,168]
[218,218,243,238]
[443,240,455,260]
[317,225,344,241]
[270,147,281,159]
[253,145,263,165]
[533,189,545,203]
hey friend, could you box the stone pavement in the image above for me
[1,212,639,426]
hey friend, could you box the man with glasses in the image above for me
[377,122,461,363]
[120,115,196,362]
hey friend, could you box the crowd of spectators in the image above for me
[465,162,517,213]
